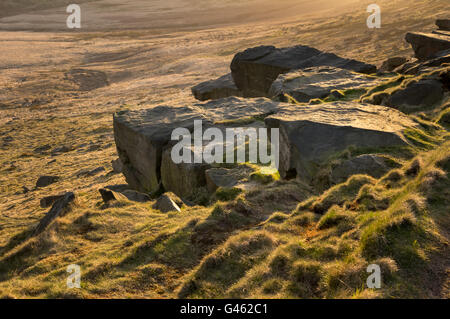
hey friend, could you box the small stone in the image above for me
[87,144,101,152]
[98,188,127,204]
[153,193,181,213]
[36,175,60,188]
[111,158,123,174]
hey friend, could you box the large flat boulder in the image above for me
[192,73,242,101]
[114,97,280,195]
[405,32,450,61]
[269,66,381,102]
[230,45,376,97]
[264,102,418,183]
[113,106,208,193]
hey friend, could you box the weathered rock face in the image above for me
[160,146,210,199]
[114,105,208,193]
[386,78,444,112]
[379,57,408,73]
[192,74,242,101]
[111,158,123,174]
[230,45,376,97]
[269,66,380,102]
[405,32,450,61]
[330,154,393,184]
[436,19,450,31]
[114,97,280,195]
[264,102,418,182]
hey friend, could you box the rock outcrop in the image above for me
[111,158,123,174]
[114,105,206,193]
[115,94,421,196]
[230,45,376,97]
[405,32,450,61]
[160,146,210,198]
[114,97,280,195]
[269,66,380,102]
[192,74,242,101]
[264,102,418,182]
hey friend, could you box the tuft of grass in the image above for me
[311,175,376,214]
[178,232,276,298]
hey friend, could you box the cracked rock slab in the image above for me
[231,45,376,97]
[265,102,418,182]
